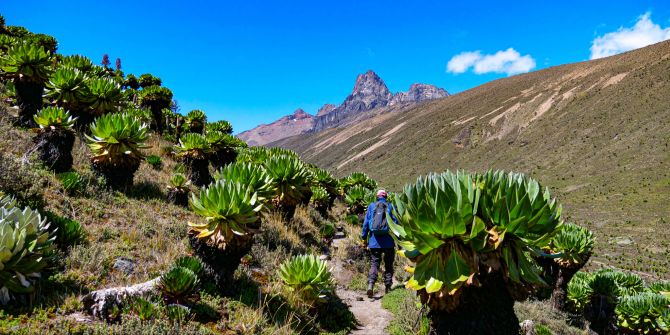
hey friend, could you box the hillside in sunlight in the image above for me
[274,40,670,278]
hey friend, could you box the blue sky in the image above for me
[4,1,670,132]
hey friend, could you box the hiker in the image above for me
[360,189,397,298]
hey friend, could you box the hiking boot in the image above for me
[385,285,392,294]
[366,283,374,298]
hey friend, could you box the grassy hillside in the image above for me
[274,40,670,279]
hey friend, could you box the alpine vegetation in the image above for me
[31,106,77,172]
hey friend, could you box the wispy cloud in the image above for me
[446,48,536,76]
[590,12,670,59]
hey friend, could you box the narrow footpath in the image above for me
[329,232,393,335]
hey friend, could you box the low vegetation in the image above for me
[0,14,666,335]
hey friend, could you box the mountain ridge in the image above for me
[238,70,448,145]
[272,40,670,278]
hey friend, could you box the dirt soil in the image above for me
[330,235,393,335]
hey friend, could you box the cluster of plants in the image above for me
[566,268,669,334]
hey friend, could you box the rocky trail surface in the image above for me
[327,231,393,335]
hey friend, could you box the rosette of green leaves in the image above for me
[309,167,338,197]
[603,269,645,297]
[173,256,204,277]
[310,186,330,209]
[212,162,275,202]
[169,173,190,191]
[0,196,56,304]
[59,55,94,73]
[138,73,161,88]
[278,254,334,305]
[648,281,670,298]
[205,131,246,154]
[0,35,16,52]
[33,106,77,130]
[157,266,199,305]
[344,185,372,215]
[341,172,377,193]
[123,107,153,125]
[185,109,206,132]
[392,170,562,300]
[174,133,210,159]
[0,43,52,83]
[206,120,233,134]
[566,272,593,312]
[44,67,88,111]
[188,180,263,248]
[85,113,149,169]
[236,146,271,164]
[84,77,122,116]
[138,85,173,114]
[549,223,594,267]
[263,154,312,208]
[615,291,669,333]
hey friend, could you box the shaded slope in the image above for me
[274,40,670,278]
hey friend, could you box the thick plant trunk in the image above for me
[550,266,581,311]
[92,161,140,190]
[150,106,163,134]
[537,255,590,311]
[188,234,253,295]
[14,80,43,127]
[33,130,75,173]
[183,156,211,187]
[421,274,521,335]
[210,149,237,170]
[167,189,189,207]
[585,295,617,335]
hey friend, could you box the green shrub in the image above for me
[212,162,275,202]
[188,180,263,244]
[146,155,162,169]
[57,171,83,194]
[0,153,46,209]
[278,254,334,305]
[319,223,336,239]
[44,211,86,249]
[33,106,77,129]
[157,266,199,305]
[615,291,669,334]
[344,185,371,215]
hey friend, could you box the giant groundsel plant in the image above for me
[390,170,571,334]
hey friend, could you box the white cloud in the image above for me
[590,12,670,59]
[446,48,536,76]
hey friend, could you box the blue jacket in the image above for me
[361,198,397,249]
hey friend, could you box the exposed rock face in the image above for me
[316,103,336,117]
[314,70,394,131]
[390,83,450,105]
[239,70,449,144]
[238,108,314,146]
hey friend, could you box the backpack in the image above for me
[370,201,390,235]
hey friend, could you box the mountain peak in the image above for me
[351,70,392,100]
[290,108,311,119]
[390,83,450,105]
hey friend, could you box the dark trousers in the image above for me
[368,248,394,286]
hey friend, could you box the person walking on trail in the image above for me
[360,189,397,298]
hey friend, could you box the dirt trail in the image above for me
[329,234,393,335]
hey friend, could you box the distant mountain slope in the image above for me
[238,70,448,145]
[238,109,314,146]
[274,41,670,278]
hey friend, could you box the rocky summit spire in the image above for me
[314,70,394,130]
[390,83,450,105]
